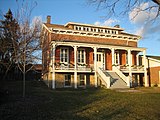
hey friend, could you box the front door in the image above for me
[97,52,105,70]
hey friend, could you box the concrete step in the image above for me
[103,71,129,89]
[110,79,129,89]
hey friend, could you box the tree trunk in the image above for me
[22,72,25,98]
[22,62,26,98]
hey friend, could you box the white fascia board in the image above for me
[65,22,124,31]
[147,57,160,63]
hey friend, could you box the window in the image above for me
[97,54,101,62]
[79,74,86,86]
[86,28,89,31]
[115,51,120,65]
[76,26,78,30]
[60,48,69,63]
[64,74,71,86]
[77,49,85,64]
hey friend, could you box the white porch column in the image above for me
[143,50,148,87]
[52,44,56,89]
[74,46,77,89]
[128,49,131,69]
[111,48,115,69]
[94,47,98,87]
[128,49,132,86]
[136,53,139,66]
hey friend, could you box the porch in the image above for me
[54,64,145,73]
[50,41,148,89]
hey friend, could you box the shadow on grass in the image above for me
[0,80,160,120]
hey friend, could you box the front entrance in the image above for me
[97,52,105,70]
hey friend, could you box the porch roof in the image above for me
[51,40,146,52]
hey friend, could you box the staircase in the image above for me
[104,71,129,89]
[97,67,130,89]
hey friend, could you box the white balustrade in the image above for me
[97,67,111,88]
[113,66,130,87]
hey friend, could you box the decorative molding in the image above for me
[50,28,139,42]
[51,41,146,52]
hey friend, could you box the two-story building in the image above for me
[41,16,148,89]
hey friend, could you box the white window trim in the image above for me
[79,74,86,87]
[64,74,72,87]
[60,47,69,64]
[115,51,120,65]
[77,48,86,65]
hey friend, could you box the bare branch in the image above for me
[88,0,160,20]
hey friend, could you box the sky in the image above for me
[0,0,159,56]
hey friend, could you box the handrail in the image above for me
[113,66,130,87]
[97,67,110,88]
[104,71,116,85]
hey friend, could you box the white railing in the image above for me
[55,65,93,72]
[77,67,92,71]
[113,66,130,87]
[120,65,144,71]
[97,67,111,88]
[131,65,144,71]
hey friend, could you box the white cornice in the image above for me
[51,28,140,42]
[147,57,160,63]
[51,41,146,52]
[42,24,52,32]
[65,22,124,31]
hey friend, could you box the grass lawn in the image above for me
[0,80,160,120]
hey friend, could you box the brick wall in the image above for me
[51,34,137,47]
[148,66,160,86]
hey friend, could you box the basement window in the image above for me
[79,74,86,86]
[64,74,71,87]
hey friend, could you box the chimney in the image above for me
[47,15,51,24]
[114,24,120,28]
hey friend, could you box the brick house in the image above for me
[41,16,148,89]
[140,55,160,87]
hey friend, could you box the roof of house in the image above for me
[43,22,140,38]
[65,22,124,31]
[146,55,160,61]
[44,23,72,30]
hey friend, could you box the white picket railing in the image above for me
[113,66,130,87]
[97,67,111,88]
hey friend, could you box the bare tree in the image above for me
[13,1,42,98]
[88,0,160,19]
